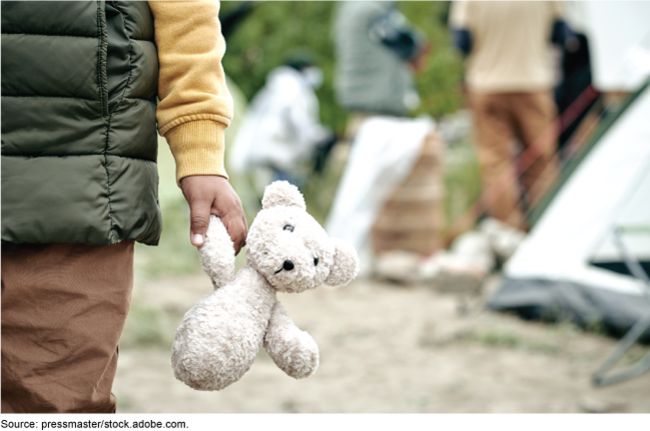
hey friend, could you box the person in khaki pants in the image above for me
[1,1,247,413]
[449,1,574,230]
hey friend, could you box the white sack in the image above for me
[325,116,435,274]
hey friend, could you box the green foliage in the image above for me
[134,137,203,279]
[300,146,349,225]
[134,201,202,278]
[220,1,465,135]
[460,328,560,356]
[120,304,177,349]
[221,1,347,133]
[400,1,465,118]
[443,136,482,231]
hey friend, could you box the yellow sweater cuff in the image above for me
[163,120,229,186]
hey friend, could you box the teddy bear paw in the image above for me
[265,330,319,379]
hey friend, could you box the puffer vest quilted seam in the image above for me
[0,1,162,246]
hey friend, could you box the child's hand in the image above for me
[180,175,248,255]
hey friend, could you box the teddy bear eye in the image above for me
[314,257,319,266]
[283,225,294,232]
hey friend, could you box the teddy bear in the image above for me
[171,181,360,391]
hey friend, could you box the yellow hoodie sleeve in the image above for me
[148,1,233,185]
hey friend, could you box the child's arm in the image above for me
[148,1,247,253]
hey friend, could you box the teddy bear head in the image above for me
[246,181,359,293]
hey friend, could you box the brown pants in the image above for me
[471,91,560,230]
[1,241,134,413]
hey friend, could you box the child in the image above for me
[1,1,246,413]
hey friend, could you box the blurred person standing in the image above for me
[449,1,572,230]
[334,1,429,135]
[1,1,247,413]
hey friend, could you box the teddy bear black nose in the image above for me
[283,260,294,271]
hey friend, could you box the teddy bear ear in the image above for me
[325,238,360,287]
[262,180,306,210]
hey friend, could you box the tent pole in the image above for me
[593,227,650,386]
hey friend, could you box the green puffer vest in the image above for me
[1,1,162,246]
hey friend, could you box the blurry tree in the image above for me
[401,1,466,118]
[220,1,465,135]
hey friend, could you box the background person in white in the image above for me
[230,52,334,194]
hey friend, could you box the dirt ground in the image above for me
[113,273,650,414]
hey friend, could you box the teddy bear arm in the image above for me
[263,302,319,379]
[198,215,236,289]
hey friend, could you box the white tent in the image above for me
[488,80,650,337]
[488,2,650,336]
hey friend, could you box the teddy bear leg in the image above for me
[171,287,263,391]
[263,302,319,379]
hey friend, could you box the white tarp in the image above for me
[325,116,435,274]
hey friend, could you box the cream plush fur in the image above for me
[172,181,360,391]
